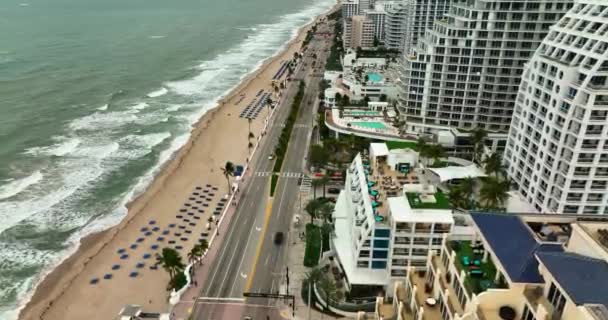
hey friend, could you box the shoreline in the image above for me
[17,4,337,320]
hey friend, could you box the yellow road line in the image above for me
[245,187,274,292]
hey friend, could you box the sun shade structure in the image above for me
[428,164,486,182]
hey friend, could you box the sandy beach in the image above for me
[18,13,324,320]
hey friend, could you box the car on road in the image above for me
[268,154,274,160]
[274,232,284,245]
[328,187,341,194]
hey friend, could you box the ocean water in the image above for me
[0,0,335,317]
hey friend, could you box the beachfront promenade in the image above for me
[171,17,334,320]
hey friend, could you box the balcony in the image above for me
[452,241,507,296]
[524,286,555,319]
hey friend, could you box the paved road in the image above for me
[192,18,333,320]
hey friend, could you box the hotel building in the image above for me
[505,0,608,214]
[398,0,573,135]
[343,0,360,19]
[332,143,454,295]
[402,0,451,55]
[384,2,409,51]
[344,15,377,49]
[376,212,608,320]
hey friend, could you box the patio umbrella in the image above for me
[372,201,379,207]
[371,190,378,196]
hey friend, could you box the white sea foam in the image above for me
[0,171,43,200]
[129,102,149,111]
[0,142,120,234]
[165,0,334,98]
[25,137,81,157]
[97,104,108,111]
[146,87,168,98]
[165,104,182,112]
[148,35,166,39]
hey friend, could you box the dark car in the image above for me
[327,187,341,194]
[274,232,284,245]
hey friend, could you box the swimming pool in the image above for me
[352,121,387,129]
[366,72,383,83]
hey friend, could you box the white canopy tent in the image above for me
[428,165,486,182]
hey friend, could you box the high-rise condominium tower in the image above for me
[384,0,451,52]
[402,0,451,55]
[506,0,608,214]
[398,0,573,135]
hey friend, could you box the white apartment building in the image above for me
[332,143,453,295]
[384,2,409,50]
[359,0,373,14]
[343,15,376,49]
[342,0,360,19]
[398,0,573,135]
[401,0,452,55]
[365,6,387,40]
[505,1,608,215]
[375,213,608,320]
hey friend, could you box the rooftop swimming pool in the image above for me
[366,72,383,83]
[352,121,387,129]
[344,111,381,117]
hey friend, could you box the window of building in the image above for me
[373,239,389,248]
[374,229,390,238]
[547,283,566,318]
[373,250,388,259]
[371,260,387,269]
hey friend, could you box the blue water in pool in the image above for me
[367,72,383,83]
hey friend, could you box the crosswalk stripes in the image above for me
[253,171,304,178]
[300,176,312,193]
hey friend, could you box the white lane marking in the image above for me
[222,217,257,297]
[265,255,270,266]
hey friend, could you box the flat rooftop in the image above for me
[387,196,453,224]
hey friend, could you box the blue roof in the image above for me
[537,252,608,307]
[471,213,564,283]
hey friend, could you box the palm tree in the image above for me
[221,161,235,194]
[460,177,477,209]
[448,186,467,210]
[318,202,334,223]
[417,137,429,165]
[311,179,324,199]
[320,175,331,198]
[479,177,510,209]
[305,199,323,222]
[471,127,487,164]
[156,248,185,283]
[187,245,201,264]
[483,152,503,178]
[427,144,445,167]
[197,239,209,265]
[317,275,338,313]
[248,141,254,151]
[247,118,252,138]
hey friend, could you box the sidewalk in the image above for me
[274,192,339,320]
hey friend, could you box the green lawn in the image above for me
[406,191,451,209]
[304,224,322,267]
[386,140,418,151]
[270,174,279,196]
[452,241,501,295]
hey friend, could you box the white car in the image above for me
[268,155,275,160]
